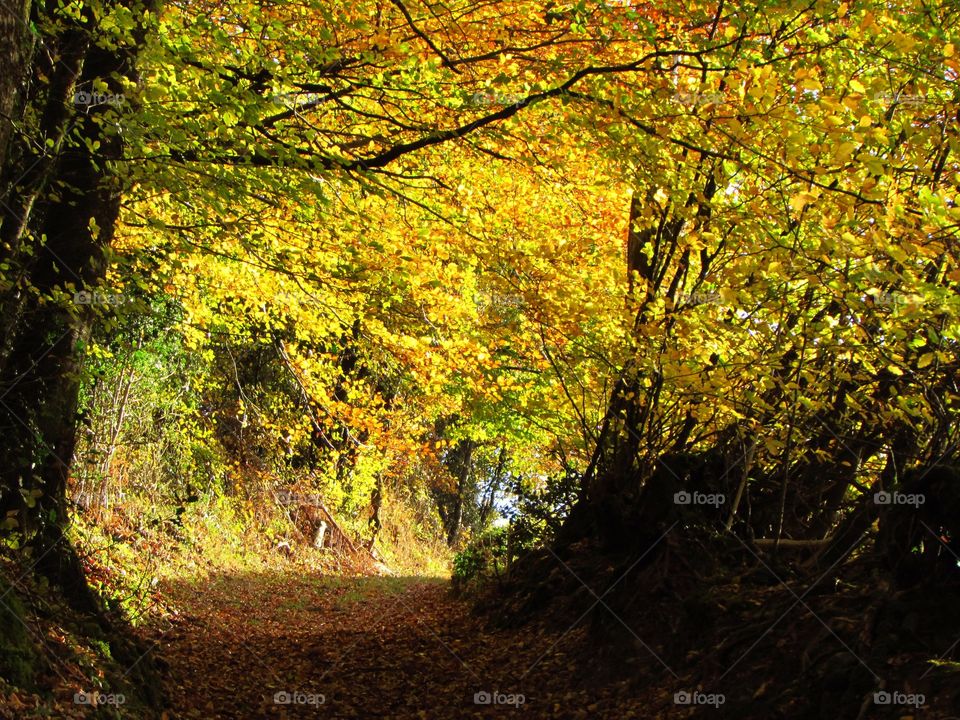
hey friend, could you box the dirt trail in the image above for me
[146,571,660,719]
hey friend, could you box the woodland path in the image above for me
[145,570,665,720]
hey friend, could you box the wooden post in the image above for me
[314,520,328,548]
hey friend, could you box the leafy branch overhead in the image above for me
[0,1,958,717]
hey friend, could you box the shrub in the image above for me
[452,523,535,592]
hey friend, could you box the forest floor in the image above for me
[139,544,960,720]
[4,541,960,719]
[145,569,671,720]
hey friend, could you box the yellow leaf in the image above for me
[917,353,934,369]
[790,192,815,213]
[864,157,885,175]
[892,33,917,51]
[946,43,955,58]
[834,141,858,163]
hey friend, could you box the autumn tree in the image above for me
[0,0,162,608]
[0,0,704,594]
[551,2,959,569]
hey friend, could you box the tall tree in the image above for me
[0,0,162,608]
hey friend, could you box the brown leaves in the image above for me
[148,572,660,718]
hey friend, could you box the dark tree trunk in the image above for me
[0,0,34,196]
[0,0,160,609]
[432,437,474,547]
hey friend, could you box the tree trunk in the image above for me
[0,0,34,195]
[0,0,160,609]
[443,439,474,546]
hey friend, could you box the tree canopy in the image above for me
[0,0,958,716]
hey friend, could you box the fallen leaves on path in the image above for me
[146,571,666,719]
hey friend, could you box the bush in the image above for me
[0,581,37,688]
[452,523,536,592]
